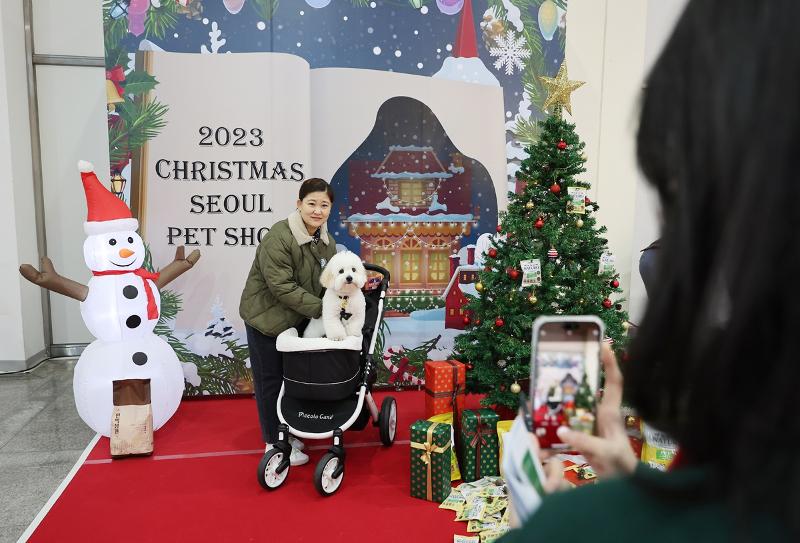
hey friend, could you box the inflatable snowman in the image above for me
[20,161,200,436]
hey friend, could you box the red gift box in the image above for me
[424,360,465,420]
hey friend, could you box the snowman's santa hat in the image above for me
[78,160,139,236]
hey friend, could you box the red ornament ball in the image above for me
[488,248,498,258]
[484,265,492,272]
[550,183,561,194]
[611,279,620,288]
[400,356,410,364]
[509,269,520,280]
[585,196,591,205]
[602,298,613,309]
[463,316,471,325]
[495,318,505,328]
[496,225,503,233]
[557,140,567,150]
[534,218,544,229]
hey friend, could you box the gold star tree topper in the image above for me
[539,60,585,116]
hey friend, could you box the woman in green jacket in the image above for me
[239,178,337,466]
[501,0,795,540]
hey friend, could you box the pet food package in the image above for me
[640,421,678,471]
[110,379,154,458]
[427,412,463,481]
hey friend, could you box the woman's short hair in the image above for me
[298,177,334,204]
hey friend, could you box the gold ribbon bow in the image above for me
[411,422,451,501]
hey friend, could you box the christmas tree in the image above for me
[454,61,628,409]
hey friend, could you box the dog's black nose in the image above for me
[346,276,353,283]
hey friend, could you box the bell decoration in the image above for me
[106,79,124,112]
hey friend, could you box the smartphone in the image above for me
[529,315,604,450]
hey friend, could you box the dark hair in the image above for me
[299,177,334,203]
[628,0,800,535]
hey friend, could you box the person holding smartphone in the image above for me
[500,1,796,541]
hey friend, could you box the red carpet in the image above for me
[29,391,485,542]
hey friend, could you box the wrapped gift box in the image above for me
[427,412,462,481]
[424,360,465,419]
[410,419,452,503]
[459,408,499,482]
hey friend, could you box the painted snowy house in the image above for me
[344,146,478,293]
[440,246,480,330]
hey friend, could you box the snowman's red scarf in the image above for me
[92,268,161,320]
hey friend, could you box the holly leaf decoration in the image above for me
[122,71,159,97]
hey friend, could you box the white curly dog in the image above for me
[303,251,367,341]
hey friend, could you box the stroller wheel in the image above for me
[257,448,289,490]
[314,452,345,496]
[379,396,397,446]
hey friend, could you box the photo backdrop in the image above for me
[102,0,567,394]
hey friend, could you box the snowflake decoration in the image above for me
[489,30,531,75]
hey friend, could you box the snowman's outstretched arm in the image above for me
[19,257,89,301]
[155,246,201,289]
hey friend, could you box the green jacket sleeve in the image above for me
[260,234,322,319]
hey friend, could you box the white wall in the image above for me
[626,0,689,323]
[33,0,106,345]
[567,0,688,324]
[0,0,45,369]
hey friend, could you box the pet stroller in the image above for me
[256,263,396,496]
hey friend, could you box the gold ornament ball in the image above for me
[622,321,630,331]
[528,294,538,304]
[475,282,484,292]
[576,218,584,228]
[525,201,534,209]
[510,382,521,394]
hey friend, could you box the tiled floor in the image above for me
[0,359,94,543]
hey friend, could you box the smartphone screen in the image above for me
[530,317,603,450]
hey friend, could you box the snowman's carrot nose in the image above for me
[119,248,134,258]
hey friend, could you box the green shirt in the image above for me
[499,465,787,543]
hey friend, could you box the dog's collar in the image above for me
[338,296,352,321]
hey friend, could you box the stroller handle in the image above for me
[363,263,390,290]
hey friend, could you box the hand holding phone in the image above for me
[530,316,603,451]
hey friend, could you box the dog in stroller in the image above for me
[256,263,397,496]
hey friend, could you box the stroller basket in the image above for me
[283,349,361,402]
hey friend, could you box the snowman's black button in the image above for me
[132,352,148,365]
[123,285,138,299]
[126,315,141,328]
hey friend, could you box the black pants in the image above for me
[245,324,283,444]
